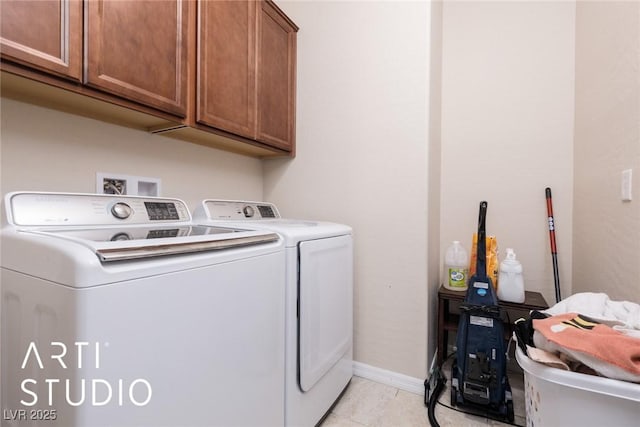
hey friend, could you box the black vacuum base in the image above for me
[450,360,515,423]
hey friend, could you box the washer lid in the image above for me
[22,225,279,262]
[3,192,279,262]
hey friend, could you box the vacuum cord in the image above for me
[428,375,445,427]
[424,368,446,427]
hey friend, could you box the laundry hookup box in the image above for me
[515,346,640,427]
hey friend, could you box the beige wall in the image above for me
[266,0,432,379]
[2,0,638,385]
[0,98,264,208]
[573,1,640,302]
[440,1,576,306]
[428,0,443,363]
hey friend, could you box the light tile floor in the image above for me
[320,360,526,427]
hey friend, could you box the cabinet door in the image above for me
[0,0,82,81]
[85,0,189,117]
[197,0,256,139]
[256,1,297,151]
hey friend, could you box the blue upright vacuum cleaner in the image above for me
[450,201,514,422]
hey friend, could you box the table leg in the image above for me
[437,297,445,366]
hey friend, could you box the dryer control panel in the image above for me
[5,192,191,226]
[200,200,280,220]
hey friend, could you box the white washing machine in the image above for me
[0,192,286,427]
[193,200,353,427]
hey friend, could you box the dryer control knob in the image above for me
[111,202,132,220]
[243,205,255,218]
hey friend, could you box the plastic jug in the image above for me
[497,248,525,303]
[444,241,469,291]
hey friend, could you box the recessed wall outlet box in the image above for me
[96,173,161,197]
[621,169,632,202]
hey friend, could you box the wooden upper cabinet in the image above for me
[197,0,256,139]
[0,0,82,81]
[197,0,297,152]
[257,1,297,151]
[85,0,190,117]
[1,0,297,156]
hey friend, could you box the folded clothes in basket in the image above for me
[543,292,640,339]
[532,312,640,383]
[512,293,640,383]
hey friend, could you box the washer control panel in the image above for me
[201,200,280,220]
[144,201,181,221]
[6,192,191,226]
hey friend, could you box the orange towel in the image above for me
[533,312,640,383]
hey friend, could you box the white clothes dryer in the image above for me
[1,192,285,427]
[193,200,353,427]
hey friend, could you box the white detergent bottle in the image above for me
[444,241,469,291]
[497,248,525,303]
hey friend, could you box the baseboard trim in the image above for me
[352,361,425,395]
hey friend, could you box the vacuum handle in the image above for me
[477,201,488,278]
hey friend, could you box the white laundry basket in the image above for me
[515,345,640,427]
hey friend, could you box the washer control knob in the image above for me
[243,205,255,218]
[111,202,132,220]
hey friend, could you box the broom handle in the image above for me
[546,188,561,302]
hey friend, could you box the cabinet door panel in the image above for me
[257,1,296,151]
[0,0,82,81]
[197,0,256,139]
[85,0,189,117]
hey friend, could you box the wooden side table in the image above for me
[437,285,548,365]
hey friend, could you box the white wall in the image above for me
[0,98,264,208]
[573,1,640,302]
[440,1,576,305]
[265,0,432,379]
